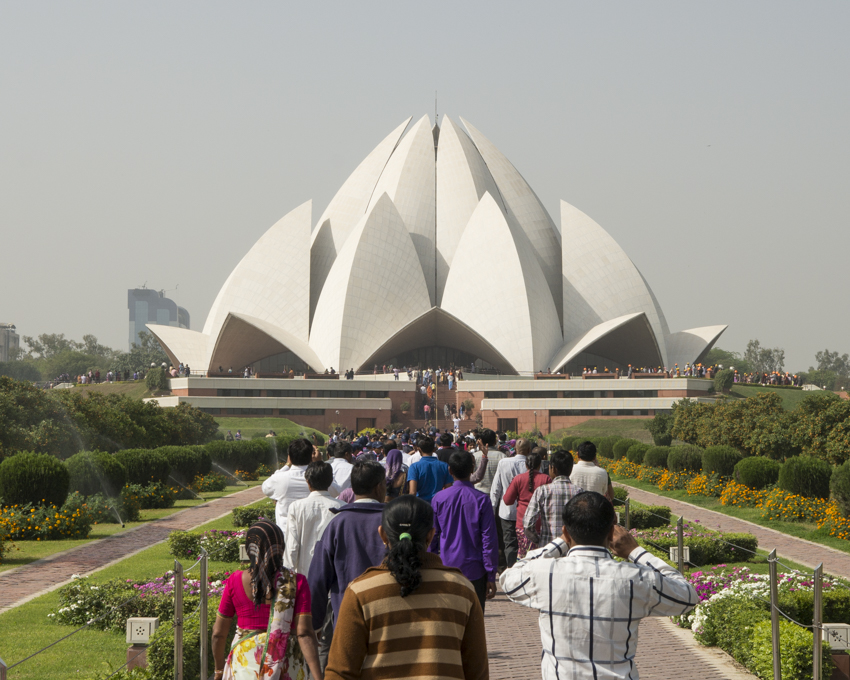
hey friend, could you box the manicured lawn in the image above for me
[0,481,263,574]
[729,384,810,410]
[213,416,326,441]
[69,380,155,400]
[549,418,654,444]
[0,495,267,680]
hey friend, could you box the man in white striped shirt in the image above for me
[500,491,697,680]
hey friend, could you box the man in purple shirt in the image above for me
[431,449,499,612]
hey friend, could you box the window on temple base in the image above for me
[497,418,518,432]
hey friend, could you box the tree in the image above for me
[112,332,169,374]
[802,369,838,390]
[704,347,753,373]
[714,368,735,393]
[814,349,850,376]
[645,411,674,446]
[744,339,785,374]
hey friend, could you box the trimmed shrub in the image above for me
[232,499,277,527]
[734,456,781,490]
[645,412,674,446]
[695,596,768,666]
[206,439,271,474]
[636,530,758,566]
[598,436,621,458]
[629,505,671,529]
[612,438,640,461]
[626,443,650,465]
[114,449,171,485]
[714,368,734,393]
[571,436,589,452]
[612,486,629,503]
[751,619,833,680]
[778,456,832,499]
[134,481,177,509]
[191,472,228,492]
[778,587,850,627]
[643,446,671,469]
[831,461,850,517]
[668,445,703,473]
[65,451,127,497]
[0,451,70,507]
[701,446,743,478]
[157,445,211,485]
[144,366,169,392]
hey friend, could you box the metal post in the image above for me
[200,551,209,680]
[768,549,781,680]
[0,655,7,680]
[624,498,631,531]
[676,516,684,574]
[814,563,823,680]
[174,560,184,680]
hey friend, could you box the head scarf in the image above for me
[385,449,403,484]
[246,519,285,606]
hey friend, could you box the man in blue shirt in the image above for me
[407,436,452,502]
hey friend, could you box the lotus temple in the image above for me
[147,115,725,434]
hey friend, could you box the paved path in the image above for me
[0,485,266,613]
[485,587,755,679]
[617,483,850,578]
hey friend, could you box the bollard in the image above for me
[200,551,209,680]
[174,560,184,680]
[814,563,823,680]
[624,498,630,531]
[768,549,781,680]
[676,516,684,574]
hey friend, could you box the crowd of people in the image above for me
[734,370,803,386]
[581,362,720,378]
[211,428,698,679]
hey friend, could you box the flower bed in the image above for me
[632,523,758,566]
[231,499,276,527]
[167,528,245,562]
[0,502,93,540]
[190,472,228,492]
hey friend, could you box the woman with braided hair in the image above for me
[502,449,551,558]
[325,496,488,680]
[212,519,322,680]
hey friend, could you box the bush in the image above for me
[643,446,671,469]
[232,499,277,527]
[65,451,128,498]
[612,486,629,503]
[598,436,621,458]
[668,445,703,473]
[695,595,768,666]
[63,491,122,524]
[626,443,650,465]
[167,528,244,562]
[612,438,640,461]
[636,529,758,566]
[206,439,271,474]
[158,446,211,485]
[778,456,833,499]
[701,446,743,478]
[714,368,734,393]
[750,619,833,680]
[734,456,781,490]
[629,504,671,529]
[191,472,228,492]
[1,499,92,539]
[645,412,674,446]
[134,481,177,509]
[831,461,850,517]
[144,366,170,392]
[114,449,171,485]
[0,451,70,507]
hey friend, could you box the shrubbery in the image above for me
[625,443,649,465]
[778,456,832,499]
[206,439,271,474]
[0,451,70,507]
[643,446,671,469]
[612,438,640,460]
[158,446,211,485]
[628,504,671,529]
[167,529,244,562]
[114,449,171,485]
[0,500,92,539]
[734,456,781,489]
[645,412,674,446]
[597,436,621,458]
[701,446,742,477]
[750,620,833,680]
[831,461,850,516]
[668,445,703,473]
[232,499,277,527]
[191,472,228,493]
[65,451,127,497]
[634,526,758,566]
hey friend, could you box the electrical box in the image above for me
[669,546,690,563]
[126,617,159,645]
[239,544,249,562]
[824,623,850,651]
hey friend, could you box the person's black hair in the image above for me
[305,461,333,491]
[382,441,396,456]
[562,491,615,546]
[448,450,474,479]
[439,432,454,447]
[382,495,434,597]
[350,460,386,495]
[326,442,337,459]
[498,432,507,442]
[577,441,597,461]
[417,436,435,455]
[334,441,352,459]
[288,438,313,466]
[477,428,496,447]
[549,450,574,478]
[526,450,544,492]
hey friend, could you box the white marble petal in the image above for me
[203,200,312,344]
[310,193,432,371]
[666,325,728,368]
[461,117,562,322]
[442,192,562,373]
[561,200,670,363]
[146,325,210,371]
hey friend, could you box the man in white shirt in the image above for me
[328,441,354,491]
[501,491,697,680]
[570,441,614,500]
[284,461,344,575]
[489,438,531,567]
[262,438,340,531]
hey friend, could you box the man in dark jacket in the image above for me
[308,460,387,670]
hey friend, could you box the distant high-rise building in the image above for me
[0,323,20,362]
[128,288,189,350]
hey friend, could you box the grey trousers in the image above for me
[501,517,518,568]
[317,596,334,673]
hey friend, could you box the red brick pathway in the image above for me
[619,483,850,578]
[0,485,265,613]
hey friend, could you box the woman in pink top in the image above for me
[502,450,550,558]
[212,520,321,680]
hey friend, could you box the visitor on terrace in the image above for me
[211,519,322,680]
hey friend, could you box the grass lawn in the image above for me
[0,481,264,574]
[69,380,157,400]
[549,418,654,445]
[728,384,811,410]
[0,493,269,680]
[213,416,326,441]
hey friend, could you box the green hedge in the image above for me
[750,620,833,680]
[0,451,70,507]
[232,499,277,527]
[613,438,640,461]
[831,461,850,516]
[734,456,781,489]
[158,446,211,485]
[598,436,621,458]
[628,505,671,529]
[701,446,743,477]
[206,439,272,474]
[114,449,171,485]
[65,451,127,497]
[668,445,703,473]
[639,531,758,566]
[643,446,671,469]
[626,443,650,465]
[778,456,832,499]
[696,595,768,667]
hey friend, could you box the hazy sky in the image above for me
[2,2,848,371]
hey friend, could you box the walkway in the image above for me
[0,485,265,613]
[618,483,850,578]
